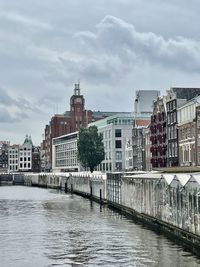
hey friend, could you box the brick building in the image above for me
[42,83,121,171]
[196,105,200,166]
[32,146,41,172]
[177,96,200,166]
[150,97,167,168]
[70,83,93,132]
[166,88,200,167]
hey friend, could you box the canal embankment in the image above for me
[2,171,200,256]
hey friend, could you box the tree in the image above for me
[77,125,105,173]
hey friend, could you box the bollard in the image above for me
[100,189,102,204]
[71,183,73,194]
[65,182,68,193]
[90,186,93,200]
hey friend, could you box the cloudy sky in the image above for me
[0,0,200,145]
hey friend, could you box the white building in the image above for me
[8,145,19,172]
[134,90,160,113]
[8,135,33,173]
[89,113,133,172]
[52,132,81,172]
[18,135,33,171]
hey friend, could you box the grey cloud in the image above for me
[75,15,200,74]
[0,87,15,105]
[0,107,16,123]
[0,88,42,123]
[0,0,200,144]
[0,106,28,123]
[0,11,52,30]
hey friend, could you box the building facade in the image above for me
[166,87,200,167]
[0,141,9,172]
[150,97,167,168]
[177,96,200,166]
[132,117,151,170]
[125,138,133,170]
[89,114,133,172]
[196,105,200,166]
[8,145,19,172]
[8,136,40,173]
[32,146,41,172]
[70,83,93,132]
[18,135,33,172]
[52,132,80,172]
[43,115,71,171]
[42,83,121,171]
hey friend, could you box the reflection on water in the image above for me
[0,186,200,267]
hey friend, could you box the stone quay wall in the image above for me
[2,171,200,254]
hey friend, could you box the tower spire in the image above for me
[74,81,80,95]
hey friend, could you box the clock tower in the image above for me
[70,83,86,132]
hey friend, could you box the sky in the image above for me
[0,0,200,145]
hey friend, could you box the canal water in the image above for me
[0,187,200,267]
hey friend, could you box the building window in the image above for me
[115,140,122,148]
[167,103,169,112]
[167,114,170,124]
[115,129,122,137]
[169,143,172,157]
[116,151,122,160]
[173,100,176,110]
[116,162,122,170]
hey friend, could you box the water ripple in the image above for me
[0,186,200,267]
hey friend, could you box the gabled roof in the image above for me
[23,135,33,146]
[160,174,174,185]
[187,174,200,186]
[172,174,190,187]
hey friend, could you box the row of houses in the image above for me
[51,87,200,173]
[149,88,200,169]
[0,136,41,173]
[2,86,200,173]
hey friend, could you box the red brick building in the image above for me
[42,83,118,171]
[70,83,93,132]
[150,97,167,168]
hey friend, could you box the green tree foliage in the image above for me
[77,126,105,173]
